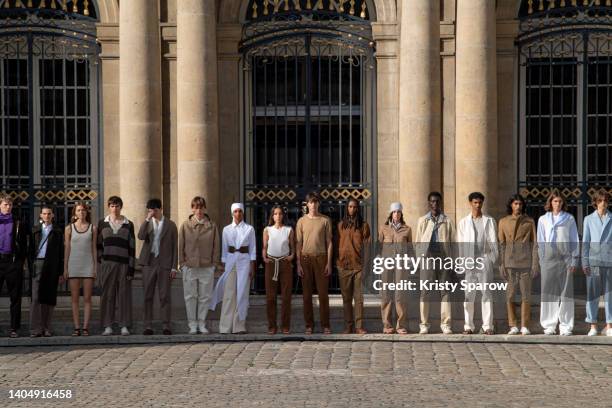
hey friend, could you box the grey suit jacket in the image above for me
[137,217,178,271]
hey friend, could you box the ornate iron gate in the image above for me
[0,0,100,296]
[517,1,612,224]
[241,1,376,292]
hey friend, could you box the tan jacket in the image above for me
[137,217,178,270]
[336,221,371,270]
[414,213,456,257]
[378,223,412,258]
[498,214,538,270]
[178,215,220,268]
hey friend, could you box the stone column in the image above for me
[119,1,162,221]
[398,0,441,232]
[176,1,219,223]
[455,0,498,215]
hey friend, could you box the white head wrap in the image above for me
[389,202,403,213]
[231,202,244,214]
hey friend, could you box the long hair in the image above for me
[506,194,527,215]
[71,201,91,224]
[385,211,405,226]
[341,198,363,230]
[267,205,285,227]
[544,191,568,212]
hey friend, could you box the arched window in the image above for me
[241,0,376,292]
[517,0,612,221]
[0,0,100,226]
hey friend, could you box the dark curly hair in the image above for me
[506,194,527,215]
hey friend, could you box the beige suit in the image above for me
[138,217,178,330]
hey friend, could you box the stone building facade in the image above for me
[1,0,611,244]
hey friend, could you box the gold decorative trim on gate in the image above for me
[519,186,582,199]
[248,0,368,20]
[33,189,97,201]
[246,188,297,202]
[587,187,612,198]
[319,188,371,201]
[0,190,29,201]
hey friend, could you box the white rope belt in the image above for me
[267,254,288,281]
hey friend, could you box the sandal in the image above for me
[305,327,313,335]
[9,329,18,338]
[383,328,395,334]
[43,330,52,337]
[483,329,495,335]
[323,327,332,335]
[81,328,89,337]
[267,328,277,335]
[72,328,81,337]
[396,328,408,335]
[462,329,474,335]
[281,329,290,334]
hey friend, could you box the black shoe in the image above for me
[162,329,172,335]
[142,328,154,335]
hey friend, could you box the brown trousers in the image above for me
[265,259,293,331]
[100,261,132,328]
[301,254,330,329]
[506,268,532,328]
[143,256,172,330]
[380,268,409,330]
[338,268,364,330]
[29,260,54,334]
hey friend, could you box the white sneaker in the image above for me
[560,330,572,336]
[520,327,531,335]
[418,325,429,335]
[199,326,209,334]
[188,327,198,335]
[441,326,453,335]
[120,327,130,336]
[507,327,520,335]
[587,327,598,336]
[543,328,556,335]
[102,327,113,336]
[604,328,612,337]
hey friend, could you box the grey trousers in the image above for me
[99,261,132,328]
[143,256,172,330]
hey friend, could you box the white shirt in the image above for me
[37,223,53,259]
[150,216,164,258]
[221,220,257,263]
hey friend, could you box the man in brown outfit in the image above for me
[296,192,333,334]
[178,196,220,334]
[498,194,538,335]
[138,198,178,335]
[337,198,370,334]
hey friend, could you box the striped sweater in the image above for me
[97,216,136,276]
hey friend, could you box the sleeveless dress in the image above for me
[67,223,94,278]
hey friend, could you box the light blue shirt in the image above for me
[582,210,612,268]
[37,223,53,259]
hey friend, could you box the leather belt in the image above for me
[228,245,249,254]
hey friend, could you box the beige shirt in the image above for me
[296,215,332,256]
[498,214,538,270]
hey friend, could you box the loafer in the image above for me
[162,329,172,335]
[142,329,154,336]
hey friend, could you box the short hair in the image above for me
[40,203,54,212]
[267,205,285,226]
[71,201,91,223]
[591,190,611,209]
[0,194,13,205]
[107,196,123,208]
[468,192,485,202]
[428,191,443,201]
[191,196,207,209]
[305,191,321,204]
[544,191,568,212]
[506,194,526,215]
[146,198,162,210]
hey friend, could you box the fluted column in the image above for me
[455,0,498,215]
[398,0,441,232]
[176,0,220,224]
[119,1,162,220]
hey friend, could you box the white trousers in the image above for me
[540,263,574,333]
[463,269,494,331]
[182,266,215,330]
[219,266,248,334]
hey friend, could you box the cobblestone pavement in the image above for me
[0,341,610,407]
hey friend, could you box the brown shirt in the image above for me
[336,221,371,270]
[296,215,332,256]
[498,214,538,270]
[378,223,412,257]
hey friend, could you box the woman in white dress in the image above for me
[63,202,97,336]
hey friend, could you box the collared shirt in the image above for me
[105,214,129,234]
[37,223,53,259]
[150,216,164,258]
[221,220,257,263]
